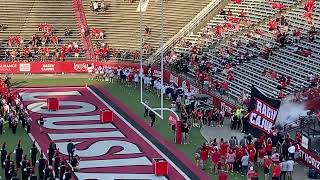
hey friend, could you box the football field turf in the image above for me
[0,77,264,179]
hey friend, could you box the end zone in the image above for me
[16,85,209,180]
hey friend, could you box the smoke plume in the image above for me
[276,96,309,128]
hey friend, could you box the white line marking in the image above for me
[87,87,191,180]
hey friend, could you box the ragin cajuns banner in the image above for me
[248,85,281,137]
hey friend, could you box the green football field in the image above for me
[0,77,264,179]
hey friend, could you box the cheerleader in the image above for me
[109,68,115,83]
[38,115,44,133]
[133,72,139,88]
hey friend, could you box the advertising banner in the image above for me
[248,85,281,137]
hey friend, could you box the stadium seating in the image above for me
[0,0,84,60]
[172,0,319,100]
[83,0,212,56]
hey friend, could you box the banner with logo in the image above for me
[248,85,281,137]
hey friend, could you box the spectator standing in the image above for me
[286,157,294,180]
[280,159,288,180]
[149,110,156,127]
[67,140,75,162]
[241,152,249,176]
[272,163,281,180]
[288,143,295,161]
[263,156,272,180]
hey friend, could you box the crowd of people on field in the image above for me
[4,23,80,61]
[195,131,299,180]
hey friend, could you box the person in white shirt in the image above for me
[286,157,294,180]
[280,159,288,180]
[288,144,295,161]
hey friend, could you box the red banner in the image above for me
[300,146,320,172]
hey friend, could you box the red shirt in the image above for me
[211,151,220,163]
[273,164,281,177]
[236,149,244,161]
[218,172,228,180]
[200,149,207,161]
[249,151,255,162]
[263,158,272,168]
[258,148,266,158]
[266,143,273,152]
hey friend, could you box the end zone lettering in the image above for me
[249,99,278,133]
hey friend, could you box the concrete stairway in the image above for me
[83,0,211,51]
[0,0,84,60]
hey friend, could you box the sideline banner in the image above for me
[248,85,281,137]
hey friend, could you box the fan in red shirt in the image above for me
[247,166,258,179]
[263,156,272,178]
[218,170,228,180]
[258,146,266,165]
[266,138,273,156]
[268,19,278,31]
[239,10,246,17]
[200,146,208,170]
[211,148,220,173]
[249,150,256,166]
[100,47,108,59]
[272,163,281,179]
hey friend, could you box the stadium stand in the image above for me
[171,0,319,100]
[83,0,212,59]
[0,0,84,60]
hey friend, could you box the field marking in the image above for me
[87,87,191,180]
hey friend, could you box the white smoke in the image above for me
[276,95,309,128]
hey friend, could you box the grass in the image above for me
[4,77,264,180]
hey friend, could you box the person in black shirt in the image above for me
[1,143,7,168]
[149,111,156,127]
[38,115,44,133]
[4,154,12,180]
[59,161,67,180]
[241,112,249,134]
[47,143,55,166]
[30,142,38,166]
[48,174,55,180]
[53,152,61,178]
[43,164,51,180]
[26,117,32,134]
[15,142,23,168]
[26,161,33,178]
[71,155,80,171]
[20,112,26,128]
[66,140,74,163]
[63,168,72,180]
[12,119,18,134]
[38,153,46,180]
[21,155,28,180]
[8,164,17,179]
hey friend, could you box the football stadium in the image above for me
[0,0,319,179]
